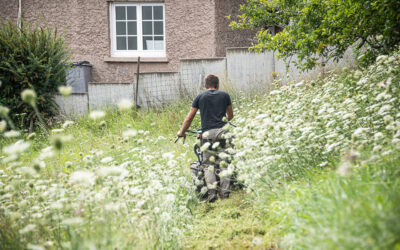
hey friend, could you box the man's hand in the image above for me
[177,130,185,137]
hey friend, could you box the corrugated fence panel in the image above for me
[134,72,181,108]
[88,83,134,109]
[226,48,274,92]
[180,58,226,96]
[55,94,88,116]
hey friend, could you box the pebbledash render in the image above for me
[0,0,255,83]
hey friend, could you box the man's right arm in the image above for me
[177,107,198,137]
[226,104,234,121]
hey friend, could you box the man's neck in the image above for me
[206,88,217,91]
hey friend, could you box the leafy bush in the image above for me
[0,20,70,128]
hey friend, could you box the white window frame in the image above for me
[110,2,166,58]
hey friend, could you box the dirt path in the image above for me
[183,190,273,249]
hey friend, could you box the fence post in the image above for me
[135,57,141,108]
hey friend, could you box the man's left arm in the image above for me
[177,107,198,137]
[226,104,234,121]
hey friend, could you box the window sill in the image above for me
[104,57,169,63]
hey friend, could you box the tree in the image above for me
[229,0,400,70]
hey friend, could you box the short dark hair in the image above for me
[205,74,219,88]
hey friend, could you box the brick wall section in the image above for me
[214,0,257,57]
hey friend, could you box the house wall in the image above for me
[214,0,257,57]
[0,0,254,83]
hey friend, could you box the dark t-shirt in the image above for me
[192,90,232,131]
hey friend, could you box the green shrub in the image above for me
[0,20,70,129]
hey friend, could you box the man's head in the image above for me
[204,74,219,89]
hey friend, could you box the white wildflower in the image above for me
[27,132,36,140]
[207,182,217,190]
[161,212,171,222]
[218,152,231,160]
[89,110,105,120]
[62,120,74,129]
[4,130,20,138]
[212,142,220,149]
[295,80,304,87]
[3,140,30,156]
[200,142,211,152]
[97,166,127,177]
[200,186,208,194]
[374,132,383,141]
[117,99,134,111]
[69,170,95,186]
[378,105,392,115]
[27,244,45,250]
[61,217,84,226]
[162,152,174,160]
[58,85,72,97]
[122,129,137,138]
[0,106,9,117]
[39,146,55,160]
[252,237,263,246]
[18,167,36,177]
[21,89,37,105]
[0,120,6,133]
[383,115,393,124]
[51,128,64,133]
[19,224,36,234]
[100,156,113,164]
[337,161,351,176]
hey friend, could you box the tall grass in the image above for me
[1,51,400,249]
[229,53,400,248]
[0,100,202,249]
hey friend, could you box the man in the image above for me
[177,74,234,202]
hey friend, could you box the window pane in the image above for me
[142,21,153,35]
[116,6,126,20]
[127,6,136,20]
[117,37,127,50]
[127,22,137,35]
[143,36,153,50]
[154,21,163,35]
[116,22,126,35]
[154,36,164,50]
[154,6,163,20]
[142,6,152,20]
[128,37,137,50]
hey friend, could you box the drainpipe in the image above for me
[17,0,22,29]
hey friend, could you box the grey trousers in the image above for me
[202,128,231,198]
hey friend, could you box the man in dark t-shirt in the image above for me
[177,74,234,202]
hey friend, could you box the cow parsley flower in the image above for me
[58,85,72,97]
[19,224,36,234]
[62,120,74,129]
[3,140,30,155]
[21,89,37,105]
[118,99,134,111]
[4,130,20,138]
[200,142,211,152]
[122,129,137,138]
[0,120,6,133]
[0,106,9,117]
[100,156,113,164]
[89,110,105,120]
[69,170,95,186]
